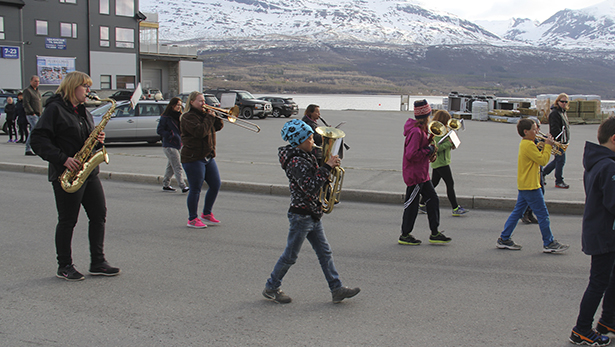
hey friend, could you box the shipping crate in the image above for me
[579,100,600,112]
[517,108,539,116]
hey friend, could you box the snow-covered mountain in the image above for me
[140,0,615,50]
[141,0,506,47]
[504,1,615,49]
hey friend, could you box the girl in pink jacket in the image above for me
[398,100,452,246]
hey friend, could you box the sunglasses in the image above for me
[559,100,568,103]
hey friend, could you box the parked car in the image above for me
[41,90,55,107]
[0,88,21,94]
[176,93,221,108]
[109,89,135,101]
[90,99,168,143]
[143,88,163,100]
[203,88,272,119]
[0,92,18,133]
[257,96,299,118]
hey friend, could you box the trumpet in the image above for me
[536,131,568,156]
[203,104,261,133]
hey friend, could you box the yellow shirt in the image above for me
[517,139,552,190]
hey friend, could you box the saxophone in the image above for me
[59,96,116,193]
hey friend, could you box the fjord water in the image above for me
[253,93,446,111]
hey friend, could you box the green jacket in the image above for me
[431,134,454,169]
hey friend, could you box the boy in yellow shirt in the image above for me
[497,118,569,253]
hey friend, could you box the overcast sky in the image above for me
[416,0,606,22]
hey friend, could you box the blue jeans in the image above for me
[575,251,615,333]
[25,115,39,152]
[500,189,554,246]
[266,212,342,292]
[543,152,566,184]
[182,158,221,220]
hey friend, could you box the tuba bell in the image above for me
[428,120,447,137]
[315,126,346,214]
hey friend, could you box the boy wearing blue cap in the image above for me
[262,119,360,304]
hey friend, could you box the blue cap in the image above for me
[281,119,314,147]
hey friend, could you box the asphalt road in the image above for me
[0,171,593,346]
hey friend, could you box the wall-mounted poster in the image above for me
[36,56,76,85]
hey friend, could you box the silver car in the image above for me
[91,100,168,143]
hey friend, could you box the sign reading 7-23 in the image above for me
[1,46,19,59]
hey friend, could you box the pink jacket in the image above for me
[402,118,432,187]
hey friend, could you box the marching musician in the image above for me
[496,118,569,253]
[301,104,323,162]
[30,71,120,281]
[398,100,452,246]
[262,119,360,304]
[180,91,224,229]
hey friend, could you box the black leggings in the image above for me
[6,119,16,140]
[52,176,107,267]
[431,165,458,209]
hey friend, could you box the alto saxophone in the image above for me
[59,96,116,193]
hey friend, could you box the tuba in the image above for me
[59,96,115,193]
[315,126,346,214]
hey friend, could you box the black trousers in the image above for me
[575,251,615,333]
[401,181,439,235]
[432,165,458,209]
[52,175,107,267]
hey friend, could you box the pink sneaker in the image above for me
[187,218,207,229]
[200,213,221,225]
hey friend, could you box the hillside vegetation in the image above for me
[199,44,615,98]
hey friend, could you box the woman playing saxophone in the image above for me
[30,71,120,281]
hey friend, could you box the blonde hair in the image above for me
[55,71,92,104]
[552,93,569,111]
[183,91,203,114]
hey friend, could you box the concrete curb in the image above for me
[0,162,585,215]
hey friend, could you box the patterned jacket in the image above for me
[278,144,332,220]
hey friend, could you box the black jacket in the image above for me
[15,100,26,124]
[4,102,15,121]
[157,110,182,150]
[548,105,570,144]
[582,141,615,255]
[279,144,332,221]
[30,94,98,182]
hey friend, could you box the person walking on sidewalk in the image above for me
[157,97,188,193]
[180,91,224,229]
[496,118,569,253]
[15,92,28,143]
[4,96,17,142]
[569,117,615,346]
[398,100,451,246]
[262,119,360,304]
[23,75,42,156]
[543,93,571,189]
[30,71,120,281]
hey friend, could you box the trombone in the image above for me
[202,104,261,133]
